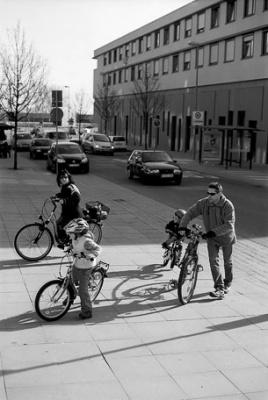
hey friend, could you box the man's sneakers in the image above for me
[79,311,92,319]
[224,285,230,294]
[209,288,225,300]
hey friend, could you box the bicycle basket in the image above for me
[85,201,110,221]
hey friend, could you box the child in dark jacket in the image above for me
[162,209,186,249]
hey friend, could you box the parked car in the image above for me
[127,150,183,185]
[44,131,69,142]
[11,133,33,151]
[29,138,53,159]
[109,135,127,151]
[47,141,89,173]
[82,133,114,155]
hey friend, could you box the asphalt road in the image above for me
[21,151,268,246]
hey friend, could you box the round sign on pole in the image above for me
[154,119,160,127]
[50,108,64,123]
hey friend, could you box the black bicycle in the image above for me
[35,248,109,322]
[169,224,204,305]
[14,197,110,262]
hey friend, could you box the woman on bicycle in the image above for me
[64,218,102,319]
[55,169,84,246]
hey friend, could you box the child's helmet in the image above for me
[175,209,186,218]
[64,218,89,235]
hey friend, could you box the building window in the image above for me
[103,53,107,66]
[242,34,254,58]
[145,62,151,77]
[197,12,205,34]
[226,0,237,23]
[237,111,245,126]
[244,0,256,17]
[185,17,192,38]
[131,66,135,81]
[119,47,123,61]
[113,49,117,63]
[125,44,129,58]
[209,43,219,65]
[262,30,268,55]
[154,60,159,76]
[113,72,116,85]
[108,74,112,86]
[138,64,143,79]
[146,34,151,51]
[108,51,112,64]
[174,21,180,41]
[225,38,235,62]
[163,26,170,45]
[162,57,169,75]
[124,68,129,82]
[183,51,191,70]
[264,0,268,11]
[118,70,122,84]
[138,37,143,53]
[154,30,160,48]
[211,5,220,28]
[197,47,204,67]
[131,41,136,56]
[172,54,179,72]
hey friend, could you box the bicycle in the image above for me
[34,247,109,321]
[162,238,184,269]
[14,197,110,262]
[168,224,204,305]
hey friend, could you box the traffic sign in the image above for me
[50,108,63,123]
[192,111,204,126]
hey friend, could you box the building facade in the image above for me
[93,0,268,164]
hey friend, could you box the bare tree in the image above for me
[131,64,166,149]
[94,84,120,135]
[0,22,48,169]
[73,89,92,140]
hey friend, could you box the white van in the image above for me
[109,135,127,151]
[82,133,114,155]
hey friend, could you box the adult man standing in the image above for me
[179,182,236,299]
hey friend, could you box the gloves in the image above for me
[203,231,216,239]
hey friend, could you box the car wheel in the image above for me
[174,176,182,185]
[129,168,134,180]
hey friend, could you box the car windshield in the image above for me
[46,132,67,140]
[57,144,82,154]
[93,134,109,142]
[142,152,173,163]
[34,139,51,146]
[17,134,32,140]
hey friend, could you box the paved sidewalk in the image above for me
[0,153,268,400]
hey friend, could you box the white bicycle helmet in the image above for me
[175,209,186,218]
[64,218,89,235]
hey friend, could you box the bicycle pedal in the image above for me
[168,279,178,289]
[197,264,203,272]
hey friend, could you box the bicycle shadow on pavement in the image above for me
[0,256,65,271]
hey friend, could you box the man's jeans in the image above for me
[72,266,92,313]
[207,241,233,290]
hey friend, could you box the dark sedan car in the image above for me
[47,141,89,173]
[127,150,183,185]
[29,138,53,159]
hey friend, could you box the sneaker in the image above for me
[79,311,92,319]
[224,286,230,294]
[209,289,225,299]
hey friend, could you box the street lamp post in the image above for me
[188,41,201,160]
[64,85,70,126]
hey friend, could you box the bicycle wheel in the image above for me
[14,223,53,261]
[35,280,72,321]
[177,257,198,305]
[88,222,102,244]
[88,269,104,301]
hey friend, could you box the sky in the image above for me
[0,0,193,111]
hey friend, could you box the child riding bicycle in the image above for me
[64,218,102,319]
[162,209,186,249]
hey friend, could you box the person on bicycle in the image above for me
[162,209,186,249]
[179,182,236,300]
[64,218,102,319]
[55,169,84,247]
